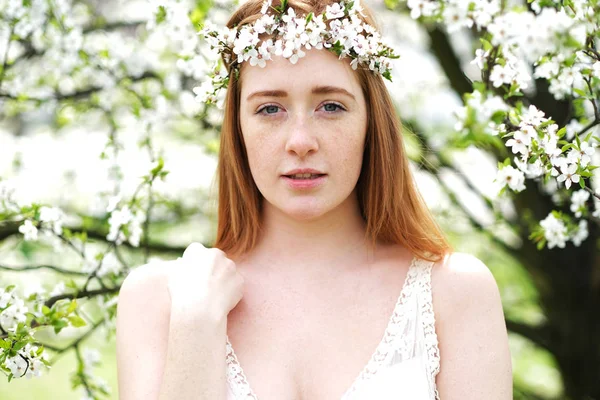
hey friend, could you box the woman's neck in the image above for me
[238,194,376,276]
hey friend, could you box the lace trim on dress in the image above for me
[341,256,421,399]
[226,339,258,399]
[419,260,441,400]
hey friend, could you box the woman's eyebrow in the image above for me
[246,85,356,101]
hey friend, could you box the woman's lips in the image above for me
[281,174,327,189]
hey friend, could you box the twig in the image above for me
[0,26,14,89]
[0,264,88,276]
[0,71,159,103]
[74,345,94,397]
[43,286,120,309]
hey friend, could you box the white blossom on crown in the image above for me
[194,0,399,108]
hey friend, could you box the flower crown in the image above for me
[193,0,400,107]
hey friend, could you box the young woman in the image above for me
[116,1,512,399]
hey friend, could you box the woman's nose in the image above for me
[284,116,319,158]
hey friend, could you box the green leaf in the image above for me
[561,143,573,152]
[67,299,77,314]
[473,81,486,93]
[53,319,69,334]
[155,5,167,24]
[151,157,165,176]
[12,341,27,352]
[536,238,547,250]
[65,279,78,290]
[42,305,51,316]
[479,38,493,52]
[68,315,87,327]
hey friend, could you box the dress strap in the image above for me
[414,258,441,400]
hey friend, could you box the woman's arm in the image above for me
[116,262,228,400]
[432,252,513,399]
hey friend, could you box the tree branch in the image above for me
[0,221,195,255]
[0,264,88,276]
[44,286,120,309]
[427,26,473,99]
[46,318,105,359]
[0,71,159,103]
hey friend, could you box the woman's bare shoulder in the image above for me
[116,260,173,399]
[120,260,172,295]
[431,252,500,303]
[431,251,512,399]
[117,260,173,330]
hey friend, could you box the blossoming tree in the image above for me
[0,0,598,399]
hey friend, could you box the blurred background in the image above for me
[1,0,599,399]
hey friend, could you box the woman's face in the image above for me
[239,48,368,221]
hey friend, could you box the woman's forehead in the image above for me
[240,48,360,97]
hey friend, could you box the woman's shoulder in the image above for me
[122,259,172,288]
[430,251,499,301]
[120,260,171,298]
[429,251,506,345]
[117,260,173,321]
[429,251,503,323]
[428,252,513,397]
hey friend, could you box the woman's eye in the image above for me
[258,105,279,114]
[322,103,344,113]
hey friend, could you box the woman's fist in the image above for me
[166,242,244,320]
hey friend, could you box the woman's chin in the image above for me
[279,203,329,221]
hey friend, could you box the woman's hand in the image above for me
[167,242,245,321]
[116,242,242,399]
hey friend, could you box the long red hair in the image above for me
[212,0,451,262]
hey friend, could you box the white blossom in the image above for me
[50,282,66,297]
[325,3,345,20]
[471,48,489,70]
[5,356,28,377]
[570,189,590,217]
[407,0,438,19]
[593,61,600,78]
[556,163,580,189]
[571,220,588,247]
[260,0,272,14]
[496,165,526,193]
[540,214,568,249]
[490,64,514,87]
[567,142,596,167]
[0,298,28,331]
[0,289,13,308]
[107,205,133,244]
[505,130,531,156]
[39,206,65,235]
[521,105,547,127]
[18,220,38,241]
[97,252,122,278]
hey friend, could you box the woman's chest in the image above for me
[225,284,405,400]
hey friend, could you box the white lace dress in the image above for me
[225,257,441,400]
